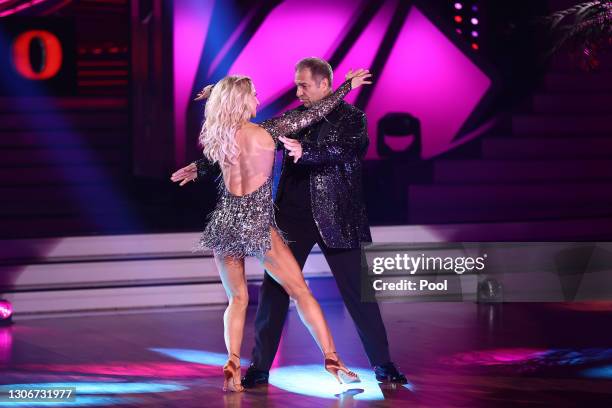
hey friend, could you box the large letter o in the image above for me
[12,30,63,80]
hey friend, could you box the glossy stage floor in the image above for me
[1,301,612,407]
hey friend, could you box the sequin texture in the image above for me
[196,176,278,257]
[276,102,372,249]
[194,80,353,258]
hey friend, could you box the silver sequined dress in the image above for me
[196,80,353,258]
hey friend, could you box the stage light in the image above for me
[268,364,400,400]
[454,15,463,23]
[472,5,479,12]
[377,113,422,160]
[456,28,463,34]
[150,348,250,367]
[445,348,612,368]
[471,43,479,50]
[583,365,612,379]
[471,17,479,25]
[472,30,479,37]
[0,0,49,17]
[0,300,12,326]
[454,2,463,10]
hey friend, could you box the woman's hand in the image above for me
[170,162,198,186]
[345,69,373,89]
[194,84,214,101]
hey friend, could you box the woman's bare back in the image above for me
[222,122,276,196]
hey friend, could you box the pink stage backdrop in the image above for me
[174,0,491,161]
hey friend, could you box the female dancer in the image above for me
[171,69,371,392]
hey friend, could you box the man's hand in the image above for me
[345,68,372,89]
[279,136,303,163]
[170,162,198,186]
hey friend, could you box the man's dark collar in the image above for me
[296,99,346,115]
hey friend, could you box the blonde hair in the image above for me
[198,75,254,167]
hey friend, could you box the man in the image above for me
[244,57,406,386]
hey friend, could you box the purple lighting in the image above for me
[22,362,221,378]
[443,348,612,371]
[228,0,360,107]
[454,3,463,10]
[287,0,398,111]
[471,17,479,25]
[173,1,492,161]
[0,326,12,363]
[0,0,50,17]
[332,0,398,105]
[0,299,12,320]
[364,7,491,158]
[173,0,214,165]
[442,348,549,367]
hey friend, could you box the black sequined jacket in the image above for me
[276,101,372,249]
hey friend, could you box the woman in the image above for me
[171,69,372,392]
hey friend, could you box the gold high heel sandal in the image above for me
[324,351,361,384]
[223,353,245,392]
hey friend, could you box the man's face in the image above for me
[295,68,330,107]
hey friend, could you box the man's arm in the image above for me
[298,109,369,165]
[194,157,221,180]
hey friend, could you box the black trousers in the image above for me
[251,210,391,370]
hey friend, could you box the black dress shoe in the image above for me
[241,363,269,388]
[373,362,408,384]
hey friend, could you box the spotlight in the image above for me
[454,2,463,10]
[471,43,479,50]
[454,15,463,23]
[471,30,479,37]
[377,112,421,160]
[472,5,478,12]
[0,299,13,326]
[471,17,479,25]
[456,28,463,34]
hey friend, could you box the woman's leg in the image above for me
[259,228,336,355]
[214,253,247,391]
[259,229,359,383]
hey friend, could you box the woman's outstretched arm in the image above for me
[260,69,372,143]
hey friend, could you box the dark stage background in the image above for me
[1,0,610,239]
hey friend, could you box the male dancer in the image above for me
[243,57,406,386]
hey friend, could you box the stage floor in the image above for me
[1,301,612,407]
